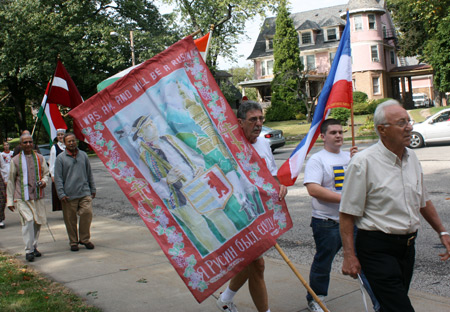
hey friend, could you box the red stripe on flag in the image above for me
[194,33,210,52]
[325,80,353,110]
[48,103,67,130]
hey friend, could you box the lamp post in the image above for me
[110,30,135,66]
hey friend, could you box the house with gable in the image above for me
[240,0,435,108]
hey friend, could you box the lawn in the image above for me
[265,107,449,144]
[0,252,101,312]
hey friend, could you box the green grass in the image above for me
[0,252,101,312]
[265,107,450,144]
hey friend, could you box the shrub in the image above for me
[330,107,351,126]
[353,91,368,104]
[358,115,376,135]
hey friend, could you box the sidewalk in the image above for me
[1,207,449,312]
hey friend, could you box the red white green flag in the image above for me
[37,81,67,141]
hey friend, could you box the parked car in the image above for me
[412,93,431,108]
[37,144,51,164]
[259,126,286,151]
[410,108,450,148]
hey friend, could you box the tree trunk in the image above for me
[8,81,28,133]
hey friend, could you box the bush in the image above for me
[358,115,376,135]
[330,107,351,126]
[353,102,371,115]
[353,91,368,104]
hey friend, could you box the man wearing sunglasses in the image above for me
[7,133,49,262]
[340,100,450,311]
[216,100,287,312]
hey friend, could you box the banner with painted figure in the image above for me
[69,37,292,302]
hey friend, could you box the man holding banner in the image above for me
[217,101,287,312]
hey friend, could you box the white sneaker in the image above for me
[216,296,238,312]
[0,221,4,228]
[307,295,330,312]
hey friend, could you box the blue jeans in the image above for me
[307,218,380,312]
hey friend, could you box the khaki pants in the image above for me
[61,196,93,246]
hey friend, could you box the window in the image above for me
[300,31,312,45]
[390,50,395,65]
[260,59,274,76]
[371,45,379,62]
[306,55,316,71]
[326,28,337,41]
[352,79,356,91]
[382,25,387,38]
[372,77,380,95]
[266,38,273,51]
[329,51,336,65]
[368,14,376,30]
[354,15,362,31]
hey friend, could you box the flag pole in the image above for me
[275,243,329,312]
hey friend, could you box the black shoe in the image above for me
[70,245,79,252]
[80,241,95,249]
[33,249,42,257]
[26,253,35,262]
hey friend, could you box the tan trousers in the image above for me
[61,196,93,246]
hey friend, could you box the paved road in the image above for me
[91,141,450,299]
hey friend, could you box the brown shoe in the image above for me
[71,245,79,252]
[80,242,95,249]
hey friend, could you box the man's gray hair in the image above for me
[20,133,32,143]
[373,99,402,136]
[237,101,262,120]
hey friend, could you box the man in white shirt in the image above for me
[304,119,378,312]
[340,100,450,312]
[216,101,287,312]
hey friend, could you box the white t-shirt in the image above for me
[252,137,277,176]
[304,149,350,221]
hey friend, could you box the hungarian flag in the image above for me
[47,60,83,109]
[277,12,353,186]
[37,81,67,141]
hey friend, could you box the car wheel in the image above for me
[410,132,424,148]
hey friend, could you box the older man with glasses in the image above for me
[7,133,49,262]
[216,100,287,312]
[340,100,450,312]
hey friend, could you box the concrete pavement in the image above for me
[1,206,450,312]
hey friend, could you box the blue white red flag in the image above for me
[277,12,353,186]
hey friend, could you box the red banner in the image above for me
[69,37,292,302]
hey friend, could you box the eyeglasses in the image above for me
[22,141,33,144]
[246,116,265,123]
[382,119,412,128]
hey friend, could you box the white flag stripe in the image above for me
[52,77,68,91]
[333,54,352,84]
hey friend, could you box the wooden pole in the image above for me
[351,102,355,147]
[275,243,329,312]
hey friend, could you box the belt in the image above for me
[357,229,417,247]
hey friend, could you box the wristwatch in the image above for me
[439,231,449,238]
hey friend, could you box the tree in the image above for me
[387,0,450,93]
[266,0,305,122]
[0,0,177,133]
[228,66,258,101]
[162,0,277,69]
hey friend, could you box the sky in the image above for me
[155,0,349,70]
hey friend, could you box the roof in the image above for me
[347,0,385,15]
[247,4,347,60]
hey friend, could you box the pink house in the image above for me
[240,0,435,108]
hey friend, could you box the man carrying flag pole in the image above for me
[277,11,353,187]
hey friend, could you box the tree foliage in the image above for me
[0,0,177,133]
[387,0,450,92]
[162,0,277,69]
[266,0,305,122]
[228,66,258,101]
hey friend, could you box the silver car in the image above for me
[259,126,286,151]
[410,108,450,148]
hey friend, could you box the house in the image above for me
[240,0,435,108]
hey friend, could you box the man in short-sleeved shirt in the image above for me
[340,100,450,312]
